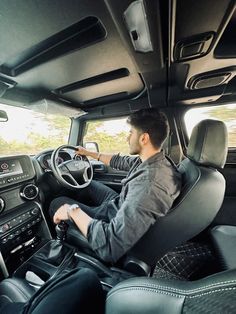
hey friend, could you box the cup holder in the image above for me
[26,264,51,282]
[13,262,52,288]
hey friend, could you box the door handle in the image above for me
[113,179,122,183]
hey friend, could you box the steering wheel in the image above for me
[51,145,93,190]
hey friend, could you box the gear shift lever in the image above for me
[35,221,70,266]
[56,221,69,242]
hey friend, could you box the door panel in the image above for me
[91,161,127,193]
[214,163,236,226]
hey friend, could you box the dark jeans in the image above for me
[49,180,118,222]
[1,268,105,314]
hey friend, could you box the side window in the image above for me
[83,117,130,154]
[184,104,236,148]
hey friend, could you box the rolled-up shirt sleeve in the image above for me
[87,177,173,263]
[110,154,140,172]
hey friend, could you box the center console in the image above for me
[12,238,134,293]
[0,155,51,279]
[9,222,133,293]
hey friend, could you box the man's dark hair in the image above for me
[127,108,169,148]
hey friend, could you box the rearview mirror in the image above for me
[0,110,8,122]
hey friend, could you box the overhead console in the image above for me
[169,0,236,105]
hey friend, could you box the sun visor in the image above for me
[29,99,85,118]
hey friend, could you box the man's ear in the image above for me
[140,132,150,145]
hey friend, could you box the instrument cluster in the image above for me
[37,151,72,170]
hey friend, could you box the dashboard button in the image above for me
[10,219,18,227]
[31,208,39,215]
[1,238,8,244]
[0,223,10,233]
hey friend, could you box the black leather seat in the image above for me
[0,277,36,312]
[124,119,228,272]
[0,268,104,314]
[1,268,236,314]
[211,225,236,270]
[105,268,236,314]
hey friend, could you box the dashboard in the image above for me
[0,149,92,276]
[0,154,49,276]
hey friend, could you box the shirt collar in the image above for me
[139,150,165,167]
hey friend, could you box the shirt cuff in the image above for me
[110,153,120,168]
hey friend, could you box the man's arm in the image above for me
[53,204,92,237]
[53,180,172,263]
[76,146,114,166]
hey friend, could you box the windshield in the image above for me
[0,103,71,156]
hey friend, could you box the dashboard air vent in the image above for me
[20,184,39,200]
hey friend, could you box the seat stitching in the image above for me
[116,279,236,294]
[188,287,236,298]
[107,287,236,302]
[107,287,183,300]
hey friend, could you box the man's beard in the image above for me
[129,143,141,155]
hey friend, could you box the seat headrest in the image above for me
[187,119,228,169]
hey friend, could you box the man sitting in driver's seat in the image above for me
[50,108,182,263]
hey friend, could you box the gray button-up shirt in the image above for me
[87,151,182,263]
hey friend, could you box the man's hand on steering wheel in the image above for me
[76,146,90,157]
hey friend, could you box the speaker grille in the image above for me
[189,73,231,89]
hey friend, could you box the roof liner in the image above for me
[169,0,236,106]
[1,0,236,114]
[0,0,164,112]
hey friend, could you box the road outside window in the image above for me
[184,104,236,148]
[0,103,71,156]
